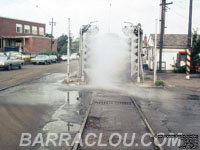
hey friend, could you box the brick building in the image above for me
[0,16,57,52]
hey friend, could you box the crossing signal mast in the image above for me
[79,21,99,82]
[123,23,144,83]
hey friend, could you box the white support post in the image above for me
[81,32,85,82]
[154,19,158,84]
[137,25,141,83]
[67,18,70,82]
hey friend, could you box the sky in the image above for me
[0,0,200,38]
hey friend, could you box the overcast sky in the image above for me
[1,0,200,38]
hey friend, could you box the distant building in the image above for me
[0,16,57,53]
[147,34,188,71]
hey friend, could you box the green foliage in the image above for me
[191,30,200,69]
[155,80,165,86]
[174,66,196,73]
[39,51,58,55]
[71,38,80,54]
[57,34,80,54]
[45,33,54,38]
[57,34,68,54]
[174,66,186,73]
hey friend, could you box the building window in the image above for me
[0,39,2,48]
[16,24,22,33]
[32,26,38,35]
[39,27,44,36]
[24,25,30,34]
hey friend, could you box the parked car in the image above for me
[70,53,79,60]
[0,55,24,71]
[61,55,70,61]
[31,55,51,65]
[6,51,19,58]
[49,55,57,63]
[5,51,37,63]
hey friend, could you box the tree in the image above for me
[57,34,68,54]
[45,33,54,38]
[57,34,80,54]
[191,30,200,70]
[71,38,80,53]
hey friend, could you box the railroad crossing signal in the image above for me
[79,23,99,82]
[122,23,144,82]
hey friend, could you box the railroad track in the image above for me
[130,97,165,150]
[0,73,51,92]
[72,92,165,150]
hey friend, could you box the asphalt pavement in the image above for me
[0,60,78,90]
[0,61,199,150]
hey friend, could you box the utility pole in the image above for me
[154,19,158,84]
[67,18,71,82]
[159,0,172,72]
[186,0,193,80]
[137,24,141,83]
[49,18,56,52]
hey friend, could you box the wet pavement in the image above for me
[0,60,78,90]
[0,73,92,150]
[0,72,199,150]
[130,86,200,150]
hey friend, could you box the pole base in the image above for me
[137,77,140,83]
[186,75,190,80]
[81,76,85,82]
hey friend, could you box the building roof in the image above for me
[150,34,188,49]
[2,36,56,40]
[0,16,45,25]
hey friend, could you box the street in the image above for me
[1,0,200,149]
[0,61,199,150]
[0,61,78,90]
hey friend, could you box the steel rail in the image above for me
[130,97,165,150]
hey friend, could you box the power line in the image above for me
[169,8,200,27]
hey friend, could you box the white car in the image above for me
[0,55,24,70]
[70,53,79,60]
[31,55,52,65]
[49,55,57,63]
[61,55,71,61]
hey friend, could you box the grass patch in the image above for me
[155,80,165,86]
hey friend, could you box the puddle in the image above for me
[43,90,82,133]
[65,91,80,104]
[52,91,80,120]
[43,120,81,133]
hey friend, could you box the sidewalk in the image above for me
[157,73,200,91]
